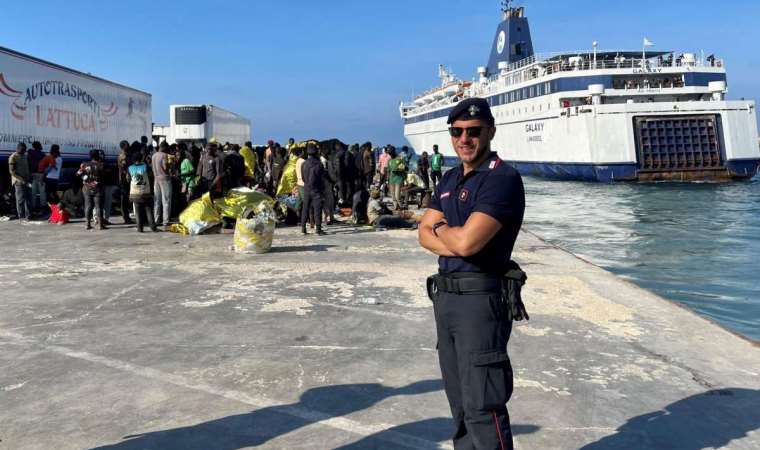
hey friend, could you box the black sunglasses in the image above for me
[448,126,485,138]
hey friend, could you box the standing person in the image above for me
[377,146,391,192]
[151,142,172,227]
[387,148,407,210]
[352,144,365,190]
[330,141,348,206]
[27,141,45,213]
[401,145,413,167]
[418,151,431,190]
[320,146,336,225]
[240,141,258,187]
[300,144,326,235]
[295,146,306,205]
[223,145,245,190]
[140,135,153,157]
[271,146,287,193]
[362,142,375,190]
[127,151,158,232]
[342,144,357,202]
[117,141,134,224]
[430,144,444,186]
[179,147,197,203]
[39,145,63,205]
[200,142,224,199]
[8,143,31,221]
[100,151,119,226]
[77,149,107,230]
[264,140,275,193]
[418,98,525,449]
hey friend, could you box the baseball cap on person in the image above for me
[447,98,494,126]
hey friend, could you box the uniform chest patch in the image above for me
[440,192,451,199]
[459,189,469,202]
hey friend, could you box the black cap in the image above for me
[447,98,494,125]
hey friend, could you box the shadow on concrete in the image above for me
[579,388,760,450]
[269,244,336,253]
[90,379,443,450]
[334,418,540,449]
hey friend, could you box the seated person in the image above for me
[367,188,416,229]
[60,178,85,218]
[352,186,369,225]
[402,172,428,209]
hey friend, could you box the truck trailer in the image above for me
[165,104,251,146]
[0,46,151,191]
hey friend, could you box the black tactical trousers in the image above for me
[433,290,514,450]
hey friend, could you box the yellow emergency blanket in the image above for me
[214,188,274,219]
[178,193,221,235]
[275,139,320,196]
[176,189,275,236]
[233,204,276,254]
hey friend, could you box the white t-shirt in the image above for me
[47,157,63,180]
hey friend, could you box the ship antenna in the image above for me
[501,0,512,12]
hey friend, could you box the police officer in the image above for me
[419,97,525,450]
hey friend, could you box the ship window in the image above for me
[529,86,535,97]
[545,82,551,94]
[511,43,522,56]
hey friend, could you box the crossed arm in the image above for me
[418,208,502,257]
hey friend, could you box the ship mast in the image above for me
[501,0,524,19]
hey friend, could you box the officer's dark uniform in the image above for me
[428,98,525,450]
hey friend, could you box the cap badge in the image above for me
[468,105,480,116]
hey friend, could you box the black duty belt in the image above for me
[433,272,502,294]
[427,263,530,321]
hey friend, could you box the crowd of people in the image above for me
[4,136,447,234]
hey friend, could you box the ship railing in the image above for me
[480,52,724,87]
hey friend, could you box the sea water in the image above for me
[522,175,760,342]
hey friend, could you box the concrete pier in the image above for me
[0,220,758,449]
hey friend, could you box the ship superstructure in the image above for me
[400,3,760,181]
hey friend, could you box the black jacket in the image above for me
[302,156,325,192]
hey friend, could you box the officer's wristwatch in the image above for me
[432,220,448,237]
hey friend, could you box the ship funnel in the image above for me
[486,5,535,76]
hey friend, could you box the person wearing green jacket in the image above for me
[180,149,197,202]
[387,148,407,210]
[430,144,444,186]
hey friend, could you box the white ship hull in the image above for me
[405,96,759,181]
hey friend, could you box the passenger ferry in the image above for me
[400,2,760,181]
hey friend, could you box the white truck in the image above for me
[163,104,251,146]
[0,46,152,167]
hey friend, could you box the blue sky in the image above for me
[3,0,759,145]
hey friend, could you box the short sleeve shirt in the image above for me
[429,152,525,274]
[151,152,169,179]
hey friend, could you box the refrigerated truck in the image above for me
[167,104,251,146]
[0,46,151,191]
